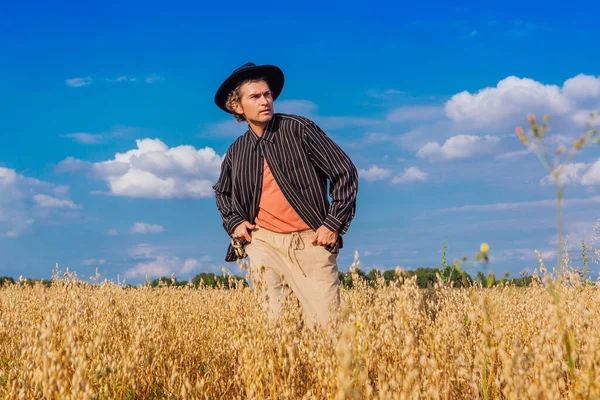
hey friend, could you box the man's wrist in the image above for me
[322,214,342,233]
[227,214,246,236]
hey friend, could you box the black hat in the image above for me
[214,62,285,113]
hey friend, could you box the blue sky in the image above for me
[1,0,600,283]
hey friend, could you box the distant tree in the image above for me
[0,276,15,286]
[382,270,397,282]
[190,272,247,289]
[338,268,367,289]
[414,268,439,288]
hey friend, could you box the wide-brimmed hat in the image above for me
[214,62,284,113]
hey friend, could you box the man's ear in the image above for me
[231,101,243,116]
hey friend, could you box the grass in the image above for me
[1,259,600,399]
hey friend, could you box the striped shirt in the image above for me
[213,113,359,262]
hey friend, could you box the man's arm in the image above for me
[301,119,358,237]
[212,150,246,236]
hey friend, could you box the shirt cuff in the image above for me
[323,214,343,233]
[226,214,246,236]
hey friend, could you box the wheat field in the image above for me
[1,258,600,400]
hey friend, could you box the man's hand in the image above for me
[232,221,256,242]
[311,225,338,247]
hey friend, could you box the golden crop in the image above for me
[1,263,600,400]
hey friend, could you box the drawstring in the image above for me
[288,232,307,277]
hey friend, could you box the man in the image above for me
[212,62,358,330]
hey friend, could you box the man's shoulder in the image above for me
[226,130,251,152]
[276,113,317,128]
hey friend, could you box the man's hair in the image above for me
[225,77,268,122]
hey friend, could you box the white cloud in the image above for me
[562,74,600,99]
[63,126,138,145]
[417,135,500,161]
[364,133,394,144]
[540,162,590,186]
[107,229,118,236]
[33,194,81,210]
[130,222,164,234]
[0,167,78,237]
[439,195,600,213]
[358,165,392,182]
[146,75,164,84]
[317,116,383,131]
[539,159,600,187]
[57,138,223,199]
[392,166,428,184]
[66,77,92,87]
[366,89,407,99]
[276,99,318,115]
[180,259,200,274]
[124,244,203,279]
[494,149,531,160]
[201,119,247,138]
[107,76,137,83]
[445,76,573,126]
[387,106,444,122]
[63,133,104,145]
[571,110,600,128]
[582,159,600,185]
[81,259,106,266]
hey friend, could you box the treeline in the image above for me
[0,269,532,290]
[337,267,533,289]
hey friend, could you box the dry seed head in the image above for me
[574,136,586,150]
[515,127,528,144]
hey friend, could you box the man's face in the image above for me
[233,80,274,124]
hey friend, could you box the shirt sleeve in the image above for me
[301,119,358,235]
[212,149,246,236]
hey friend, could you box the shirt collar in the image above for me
[245,114,279,147]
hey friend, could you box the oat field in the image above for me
[1,260,600,400]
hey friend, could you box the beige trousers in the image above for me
[244,225,340,330]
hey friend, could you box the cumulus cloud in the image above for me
[583,159,600,185]
[539,159,600,187]
[129,222,164,234]
[33,194,81,210]
[124,244,204,279]
[392,167,428,184]
[57,138,223,199]
[445,76,574,127]
[0,167,79,237]
[571,110,600,128]
[358,165,392,182]
[562,74,600,99]
[106,229,118,236]
[66,77,92,87]
[417,135,500,161]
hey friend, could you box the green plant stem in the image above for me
[556,184,564,274]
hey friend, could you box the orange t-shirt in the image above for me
[255,159,311,232]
